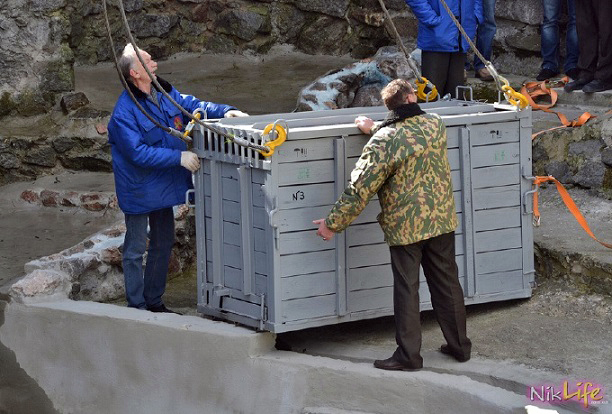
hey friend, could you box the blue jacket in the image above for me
[108,77,235,215]
[405,0,483,53]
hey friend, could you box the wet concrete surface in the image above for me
[0,172,121,291]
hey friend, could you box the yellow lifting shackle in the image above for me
[259,123,287,157]
[182,111,202,139]
[415,76,439,102]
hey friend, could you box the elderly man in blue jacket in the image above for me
[405,0,482,99]
[108,44,247,313]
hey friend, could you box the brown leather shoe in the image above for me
[373,356,422,371]
[439,344,470,362]
[475,67,494,82]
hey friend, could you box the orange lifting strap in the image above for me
[521,79,596,140]
[533,176,612,249]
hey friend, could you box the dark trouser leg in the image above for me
[422,51,449,100]
[122,213,148,309]
[389,244,424,369]
[593,0,612,81]
[421,232,471,359]
[447,52,467,99]
[575,0,597,79]
[143,207,175,308]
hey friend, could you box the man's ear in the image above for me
[129,68,138,79]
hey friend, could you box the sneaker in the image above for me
[147,304,183,315]
[582,79,612,93]
[475,67,494,82]
[536,68,559,81]
[565,68,580,80]
[563,77,593,93]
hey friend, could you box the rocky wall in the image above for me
[533,113,612,199]
[1,0,562,119]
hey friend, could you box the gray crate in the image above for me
[192,101,535,332]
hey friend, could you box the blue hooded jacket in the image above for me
[405,0,483,53]
[108,77,235,215]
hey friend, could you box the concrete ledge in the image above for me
[0,299,581,414]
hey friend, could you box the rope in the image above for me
[102,0,270,153]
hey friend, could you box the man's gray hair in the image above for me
[118,44,137,81]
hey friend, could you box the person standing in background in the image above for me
[473,0,495,82]
[564,0,612,93]
[405,0,483,99]
[536,0,579,81]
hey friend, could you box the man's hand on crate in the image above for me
[355,116,374,134]
[313,219,335,242]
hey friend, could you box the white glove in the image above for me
[180,151,200,173]
[224,110,249,118]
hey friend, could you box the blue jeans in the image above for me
[122,208,175,309]
[474,0,497,70]
[541,0,579,73]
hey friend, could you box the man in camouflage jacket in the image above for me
[314,79,471,371]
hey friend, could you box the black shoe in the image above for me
[564,77,593,92]
[147,304,183,315]
[439,344,470,362]
[373,356,422,371]
[536,68,559,81]
[582,79,612,93]
[565,68,580,80]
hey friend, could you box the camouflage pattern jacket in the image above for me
[325,106,457,246]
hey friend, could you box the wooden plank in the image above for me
[347,223,385,246]
[446,127,460,149]
[473,185,520,210]
[349,286,393,312]
[280,250,336,277]
[475,227,522,253]
[471,164,520,189]
[281,294,337,321]
[277,183,336,209]
[475,270,524,295]
[279,229,328,254]
[473,207,521,232]
[348,243,390,268]
[469,121,520,146]
[278,160,335,186]
[274,205,333,232]
[348,265,393,291]
[275,137,335,163]
[345,136,370,157]
[281,272,336,300]
[221,176,240,203]
[348,254,466,291]
[205,243,268,275]
[223,297,262,319]
[471,142,520,168]
[476,249,523,275]
[252,168,267,184]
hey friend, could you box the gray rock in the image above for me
[568,140,604,158]
[59,150,112,172]
[544,161,570,182]
[271,3,306,43]
[9,269,70,303]
[0,152,20,169]
[602,147,612,167]
[216,9,266,41]
[23,146,57,168]
[572,162,606,189]
[294,0,350,18]
[60,92,90,113]
[495,0,543,25]
[28,0,66,13]
[128,14,179,38]
[52,136,78,153]
[298,17,350,55]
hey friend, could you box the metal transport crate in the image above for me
[191,101,535,332]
